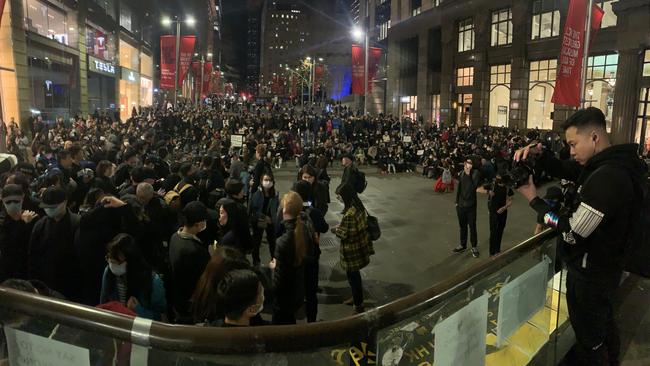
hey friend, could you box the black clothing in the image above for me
[489,211,507,255]
[29,210,82,301]
[169,230,210,323]
[272,219,305,324]
[0,212,34,282]
[337,164,358,194]
[456,206,477,248]
[455,170,480,208]
[175,180,199,209]
[487,183,513,213]
[250,159,272,193]
[94,176,117,196]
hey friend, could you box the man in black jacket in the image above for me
[28,187,82,301]
[0,184,38,282]
[453,158,481,257]
[169,201,210,323]
[515,107,647,366]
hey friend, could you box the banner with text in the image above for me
[551,0,604,107]
[178,36,197,86]
[160,36,176,89]
[351,44,364,95]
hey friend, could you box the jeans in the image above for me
[305,260,319,322]
[346,270,364,310]
[488,210,507,255]
[457,205,477,248]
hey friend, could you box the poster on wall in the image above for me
[433,293,489,366]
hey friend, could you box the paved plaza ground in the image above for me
[268,165,540,321]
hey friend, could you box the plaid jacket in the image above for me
[335,206,371,272]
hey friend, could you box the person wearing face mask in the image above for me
[99,234,166,320]
[28,186,82,301]
[299,164,330,216]
[168,201,210,323]
[248,173,279,266]
[0,184,38,282]
[216,269,265,327]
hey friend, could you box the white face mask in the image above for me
[262,181,273,189]
[109,261,127,276]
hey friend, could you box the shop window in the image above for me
[585,54,618,131]
[378,20,390,41]
[86,24,116,62]
[140,77,153,106]
[491,8,512,47]
[527,59,557,129]
[119,40,139,71]
[456,67,474,87]
[23,0,69,45]
[531,0,560,40]
[140,53,153,78]
[400,96,417,121]
[458,18,474,53]
[430,94,440,124]
[489,64,511,127]
[596,0,617,28]
[644,50,650,77]
[456,93,472,126]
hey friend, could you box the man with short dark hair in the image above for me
[453,158,481,257]
[216,269,264,327]
[515,107,647,366]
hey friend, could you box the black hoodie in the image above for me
[531,144,647,279]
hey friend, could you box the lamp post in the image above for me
[352,26,369,115]
[286,67,309,109]
[162,16,196,106]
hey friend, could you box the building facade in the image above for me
[386,0,650,146]
[0,0,155,129]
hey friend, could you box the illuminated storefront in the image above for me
[139,52,153,106]
[119,67,139,121]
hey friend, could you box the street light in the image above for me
[285,67,309,108]
[351,25,369,115]
[161,16,196,106]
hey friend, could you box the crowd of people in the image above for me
[0,97,636,334]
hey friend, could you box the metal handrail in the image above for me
[0,229,557,354]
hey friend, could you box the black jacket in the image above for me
[0,212,34,282]
[530,144,646,279]
[456,170,481,208]
[169,230,210,322]
[29,210,82,301]
[272,219,305,314]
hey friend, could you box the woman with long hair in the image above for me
[333,184,372,314]
[190,246,252,324]
[99,233,167,320]
[218,200,252,253]
[248,173,279,265]
[299,164,330,216]
[269,191,307,324]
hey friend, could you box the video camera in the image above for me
[500,141,549,190]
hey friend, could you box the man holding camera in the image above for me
[515,107,646,366]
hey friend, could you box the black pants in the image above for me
[488,210,507,255]
[252,224,276,265]
[346,270,364,310]
[563,270,621,366]
[457,206,477,248]
[272,307,296,325]
[305,260,319,322]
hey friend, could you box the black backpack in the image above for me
[353,169,367,194]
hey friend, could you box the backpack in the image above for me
[353,168,367,194]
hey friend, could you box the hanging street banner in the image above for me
[551,0,604,107]
[178,36,197,86]
[351,44,365,95]
[160,36,176,89]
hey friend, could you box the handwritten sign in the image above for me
[433,293,488,366]
[4,327,90,366]
[231,134,244,148]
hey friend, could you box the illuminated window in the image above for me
[378,20,390,41]
[527,59,557,129]
[23,0,69,45]
[531,0,560,40]
[491,8,512,46]
[489,64,511,127]
[585,54,618,131]
[457,18,474,52]
[596,0,617,28]
[456,67,474,86]
[643,50,650,77]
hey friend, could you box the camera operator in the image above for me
[476,171,513,256]
[514,107,646,366]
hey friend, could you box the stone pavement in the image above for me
[267,165,540,321]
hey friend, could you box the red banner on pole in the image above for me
[351,44,364,95]
[552,0,604,107]
[160,36,176,89]
[368,47,382,93]
[314,64,324,95]
[178,36,196,86]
